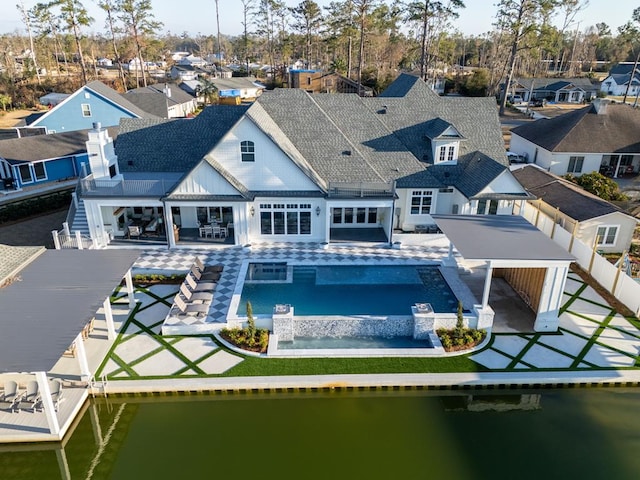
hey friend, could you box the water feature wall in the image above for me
[273,316,414,341]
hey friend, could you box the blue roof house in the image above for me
[26,81,157,134]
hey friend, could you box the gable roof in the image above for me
[511,102,640,153]
[124,83,195,118]
[514,77,597,92]
[29,80,157,128]
[0,127,118,164]
[117,105,249,173]
[115,73,519,197]
[511,165,630,222]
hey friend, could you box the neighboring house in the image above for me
[177,55,207,68]
[213,65,233,79]
[289,70,374,95]
[96,58,113,67]
[210,77,265,102]
[75,73,530,248]
[510,99,640,177]
[505,77,598,103]
[25,80,157,133]
[170,64,208,82]
[600,62,640,96]
[39,92,71,107]
[512,165,637,253]
[124,83,197,118]
[0,128,117,192]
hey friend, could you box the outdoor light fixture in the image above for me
[250,206,255,216]
[315,206,321,216]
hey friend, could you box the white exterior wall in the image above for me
[578,212,637,253]
[173,162,244,196]
[212,117,321,192]
[509,134,545,166]
[534,265,569,332]
[546,152,603,176]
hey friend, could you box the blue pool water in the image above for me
[278,335,433,349]
[238,265,459,315]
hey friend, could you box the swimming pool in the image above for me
[238,264,459,316]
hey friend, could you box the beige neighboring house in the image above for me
[512,165,638,253]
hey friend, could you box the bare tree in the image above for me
[57,0,94,85]
[117,0,162,87]
[240,0,256,75]
[17,1,41,83]
[97,0,128,91]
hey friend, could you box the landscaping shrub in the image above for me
[0,189,72,224]
[220,301,269,353]
[436,301,487,352]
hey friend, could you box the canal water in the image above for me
[1,388,639,479]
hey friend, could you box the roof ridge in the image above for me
[306,93,386,182]
[552,106,593,151]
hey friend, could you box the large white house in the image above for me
[74,74,531,248]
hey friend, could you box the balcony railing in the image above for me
[79,177,171,197]
[328,181,394,198]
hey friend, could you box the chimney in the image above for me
[86,126,119,180]
[592,98,609,115]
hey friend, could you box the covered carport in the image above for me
[0,248,139,441]
[433,215,574,332]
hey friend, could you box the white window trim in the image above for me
[240,140,255,162]
[33,162,48,182]
[409,190,434,215]
[81,103,92,117]
[17,164,33,184]
[596,225,619,246]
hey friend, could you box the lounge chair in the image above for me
[179,283,213,303]
[194,257,223,275]
[17,380,40,412]
[189,264,220,283]
[173,295,209,316]
[127,225,142,239]
[0,380,20,412]
[50,380,63,411]
[185,273,217,292]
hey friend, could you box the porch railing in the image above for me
[328,181,395,198]
[78,177,171,197]
[52,229,94,249]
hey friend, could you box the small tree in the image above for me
[0,94,12,111]
[565,172,628,201]
[455,301,464,331]
[246,301,256,338]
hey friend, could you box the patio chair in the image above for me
[17,380,40,413]
[189,264,220,282]
[173,295,210,316]
[127,225,142,239]
[194,257,223,275]
[185,273,217,292]
[179,282,213,303]
[50,380,63,412]
[0,380,20,412]
[211,225,222,238]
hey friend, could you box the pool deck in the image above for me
[2,240,640,444]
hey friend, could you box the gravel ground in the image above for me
[0,209,68,249]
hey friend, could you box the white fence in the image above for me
[522,202,640,317]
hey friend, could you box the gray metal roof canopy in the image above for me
[0,249,140,373]
[432,215,575,262]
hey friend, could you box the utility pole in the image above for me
[215,0,222,67]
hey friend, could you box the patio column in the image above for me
[124,270,136,309]
[482,262,493,308]
[534,265,568,332]
[104,298,117,341]
[35,371,60,436]
[165,206,176,248]
[614,154,623,178]
[74,332,91,380]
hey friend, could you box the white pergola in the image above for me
[434,215,575,332]
[0,249,139,437]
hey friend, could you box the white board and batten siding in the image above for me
[172,161,244,196]
[211,117,321,193]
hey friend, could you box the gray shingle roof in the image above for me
[117,105,248,173]
[0,127,118,164]
[511,103,640,153]
[124,83,195,117]
[84,80,158,119]
[512,165,625,221]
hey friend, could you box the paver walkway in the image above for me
[96,249,640,381]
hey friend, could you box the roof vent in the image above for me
[592,98,609,115]
[342,150,352,156]
[127,160,134,166]
[92,122,102,130]
[444,172,450,178]
[377,105,387,114]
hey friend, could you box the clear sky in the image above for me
[1,0,638,39]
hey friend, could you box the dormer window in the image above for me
[241,140,255,162]
[423,117,465,165]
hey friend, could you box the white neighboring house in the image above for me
[512,165,637,254]
[510,99,640,178]
[600,62,640,96]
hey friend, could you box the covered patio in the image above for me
[0,248,140,443]
[434,215,575,332]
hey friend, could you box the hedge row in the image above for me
[0,190,72,224]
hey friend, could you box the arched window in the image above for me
[240,140,255,162]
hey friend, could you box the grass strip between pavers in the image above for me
[106,353,138,378]
[559,282,588,315]
[506,333,542,370]
[569,310,616,369]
